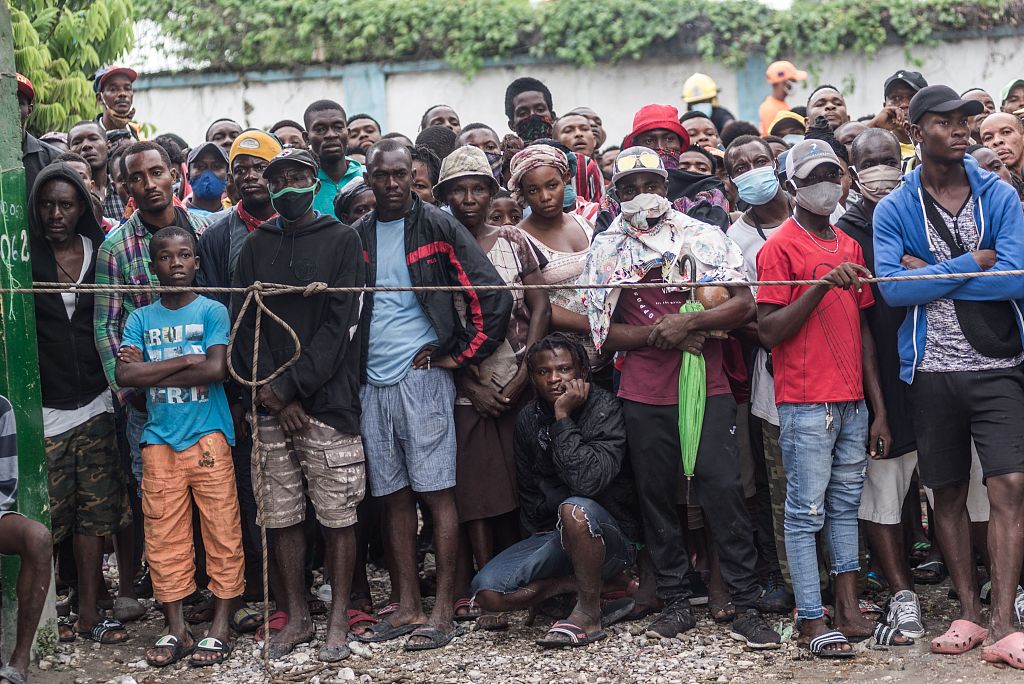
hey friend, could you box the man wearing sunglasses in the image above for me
[581,147,780,649]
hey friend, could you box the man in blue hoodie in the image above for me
[874,85,1024,666]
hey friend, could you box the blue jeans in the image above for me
[470,497,635,596]
[127,404,147,496]
[778,401,867,621]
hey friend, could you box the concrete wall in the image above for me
[133,31,1024,147]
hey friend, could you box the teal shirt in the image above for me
[313,158,365,218]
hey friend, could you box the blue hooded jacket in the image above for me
[873,154,1024,384]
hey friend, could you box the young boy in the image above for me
[115,225,243,669]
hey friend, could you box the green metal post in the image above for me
[0,1,57,663]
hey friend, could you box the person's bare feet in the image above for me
[269,613,315,648]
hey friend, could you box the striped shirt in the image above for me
[0,396,18,516]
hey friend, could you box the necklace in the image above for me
[793,216,839,254]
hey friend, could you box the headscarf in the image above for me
[506,144,569,206]
[581,194,746,351]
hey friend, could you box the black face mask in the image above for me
[269,182,319,222]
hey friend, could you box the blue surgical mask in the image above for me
[191,170,227,200]
[783,134,804,146]
[692,102,713,117]
[563,182,577,209]
[734,166,780,206]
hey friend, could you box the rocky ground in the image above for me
[25,561,1024,684]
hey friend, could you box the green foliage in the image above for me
[8,0,135,135]
[137,0,1020,77]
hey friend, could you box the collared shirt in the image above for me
[102,179,126,220]
[93,209,212,402]
[313,158,364,218]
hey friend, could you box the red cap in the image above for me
[94,66,138,92]
[623,104,691,149]
[16,73,34,102]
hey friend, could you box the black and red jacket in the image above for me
[354,195,512,380]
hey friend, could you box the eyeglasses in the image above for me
[614,151,661,174]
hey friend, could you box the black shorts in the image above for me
[910,365,1024,488]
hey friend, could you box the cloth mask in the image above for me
[484,151,503,180]
[792,181,843,216]
[514,114,554,143]
[191,171,227,200]
[855,165,902,203]
[563,151,578,209]
[620,193,673,231]
[733,166,779,206]
[692,103,713,117]
[270,182,319,221]
[783,134,805,146]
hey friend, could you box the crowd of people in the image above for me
[3,57,1024,683]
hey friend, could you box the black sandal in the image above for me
[79,618,128,644]
[912,560,947,585]
[403,624,463,651]
[189,637,232,668]
[146,633,193,668]
[536,621,607,649]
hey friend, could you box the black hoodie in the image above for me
[231,213,365,435]
[29,163,110,409]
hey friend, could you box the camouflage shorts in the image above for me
[46,411,131,544]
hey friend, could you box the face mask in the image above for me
[484,151,503,180]
[514,114,553,143]
[191,170,226,200]
[855,165,902,203]
[270,182,319,222]
[783,134,804,146]
[792,180,843,216]
[733,166,779,206]
[620,193,672,231]
[692,102,713,117]
[653,148,680,171]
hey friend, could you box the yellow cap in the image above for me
[682,73,718,103]
[769,110,806,135]
[230,129,282,164]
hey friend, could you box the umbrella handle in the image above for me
[682,254,698,302]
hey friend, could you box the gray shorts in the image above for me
[360,368,456,497]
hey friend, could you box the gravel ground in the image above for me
[24,562,1024,684]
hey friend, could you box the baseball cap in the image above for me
[93,65,138,93]
[785,139,840,181]
[884,70,927,97]
[229,128,282,164]
[15,73,34,102]
[186,141,229,167]
[1000,78,1024,105]
[611,146,668,186]
[769,110,807,136]
[908,85,984,125]
[623,104,691,149]
[766,61,808,85]
[263,148,319,178]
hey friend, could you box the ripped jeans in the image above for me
[470,497,635,596]
[778,401,867,621]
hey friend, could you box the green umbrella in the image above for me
[677,299,706,479]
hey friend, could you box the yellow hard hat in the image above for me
[682,73,719,103]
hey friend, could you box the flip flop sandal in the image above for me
[80,618,129,644]
[375,602,400,618]
[113,596,147,623]
[476,614,509,632]
[0,665,27,684]
[357,618,425,643]
[859,598,883,616]
[981,632,1024,670]
[146,633,193,668]
[453,597,481,622]
[347,608,379,635]
[189,637,233,668]
[536,621,607,649]
[807,630,856,659]
[265,634,313,660]
[403,624,463,651]
[58,616,77,643]
[255,611,288,641]
[600,597,636,628]
[230,606,264,634]
[909,541,931,564]
[865,571,888,596]
[912,560,947,585]
[930,619,988,655]
[318,643,351,663]
[873,623,913,647]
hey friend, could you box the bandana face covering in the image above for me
[515,114,554,143]
[485,151,503,180]
[855,164,902,203]
[620,193,673,232]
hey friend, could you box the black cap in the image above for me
[884,70,928,97]
[263,148,319,178]
[908,85,985,125]
[185,141,229,167]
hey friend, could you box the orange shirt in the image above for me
[759,96,790,136]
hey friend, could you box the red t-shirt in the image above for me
[616,272,730,406]
[755,218,874,405]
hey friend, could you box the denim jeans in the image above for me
[778,401,867,621]
[126,404,147,496]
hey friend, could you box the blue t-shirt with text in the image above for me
[121,295,235,451]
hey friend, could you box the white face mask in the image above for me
[855,165,902,203]
[792,181,843,216]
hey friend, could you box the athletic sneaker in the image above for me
[729,609,782,649]
[645,599,697,638]
[887,589,925,639]
[1014,585,1024,625]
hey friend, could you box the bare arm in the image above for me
[115,348,203,388]
[756,288,829,349]
[647,287,756,350]
[158,345,228,387]
[502,269,552,402]
[550,304,590,334]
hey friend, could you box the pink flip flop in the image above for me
[981,632,1024,669]
[930,619,989,655]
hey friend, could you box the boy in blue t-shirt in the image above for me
[116,226,243,668]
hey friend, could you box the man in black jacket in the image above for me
[353,138,511,651]
[231,148,366,663]
[18,73,59,197]
[472,334,639,648]
[29,163,130,644]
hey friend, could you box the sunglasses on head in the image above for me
[614,151,661,174]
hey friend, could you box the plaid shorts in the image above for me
[253,415,366,529]
[45,411,131,544]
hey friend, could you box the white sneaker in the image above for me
[887,589,925,639]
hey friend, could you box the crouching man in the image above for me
[471,333,639,648]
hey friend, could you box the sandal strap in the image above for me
[546,625,583,644]
[154,634,180,648]
[196,637,224,651]
[810,630,849,653]
[92,619,125,639]
[874,623,902,645]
